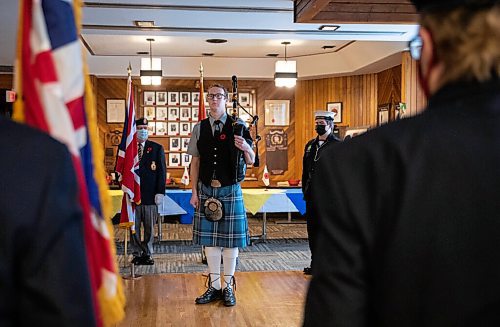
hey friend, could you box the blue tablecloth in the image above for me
[163,188,305,224]
[284,189,306,215]
[165,189,194,224]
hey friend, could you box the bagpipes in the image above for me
[230,75,261,170]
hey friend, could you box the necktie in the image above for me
[214,120,222,139]
[138,143,143,161]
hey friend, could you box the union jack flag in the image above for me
[115,73,141,230]
[14,0,125,326]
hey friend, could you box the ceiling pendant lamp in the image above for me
[274,41,297,88]
[140,38,162,86]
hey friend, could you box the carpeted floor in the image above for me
[115,215,311,275]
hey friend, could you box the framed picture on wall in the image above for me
[180,92,191,105]
[167,122,179,136]
[180,107,191,121]
[192,107,199,121]
[168,153,181,167]
[156,107,168,121]
[191,92,200,105]
[106,99,125,123]
[238,92,250,107]
[169,137,180,151]
[264,100,290,126]
[181,137,190,151]
[181,153,192,167]
[168,107,179,121]
[144,92,155,105]
[144,106,155,120]
[155,122,167,135]
[147,121,156,136]
[377,103,390,126]
[326,102,343,123]
[168,92,179,105]
[179,122,191,136]
[156,91,167,105]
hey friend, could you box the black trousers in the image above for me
[305,201,318,267]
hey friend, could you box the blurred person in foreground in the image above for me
[0,118,96,326]
[304,0,500,326]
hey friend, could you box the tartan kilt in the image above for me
[192,182,250,248]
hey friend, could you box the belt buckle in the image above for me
[210,179,222,188]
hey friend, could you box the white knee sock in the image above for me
[205,246,222,290]
[222,247,239,288]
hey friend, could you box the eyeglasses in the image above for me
[206,93,226,100]
[408,35,423,61]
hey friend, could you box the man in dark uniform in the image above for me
[0,118,96,326]
[188,83,255,307]
[304,1,500,326]
[301,111,340,275]
[131,117,166,265]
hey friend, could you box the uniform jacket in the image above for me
[138,140,166,205]
[304,79,500,327]
[301,133,340,201]
[0,118,96,326]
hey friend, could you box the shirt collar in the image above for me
[209,112,227,125]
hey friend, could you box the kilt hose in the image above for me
[193,182,250,248]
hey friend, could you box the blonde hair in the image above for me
[420,4,500,84]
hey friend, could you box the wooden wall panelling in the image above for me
[0,74,13,89]
[377,65,402,121]
[294,0,418,23]
[294,74,378,179]
[95,78,295,187]
[401,51,427,117]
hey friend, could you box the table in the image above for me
[108,188,306,242]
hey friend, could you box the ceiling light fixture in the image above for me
[134,20,155,28]
[140,38,162,86]
[318,25,340,31]
[274,41,297,88]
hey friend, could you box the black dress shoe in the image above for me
[222,287,236,307]
[131,255,141,265]
[136,255,154,266]
[195,287,222,304]
[303,267,312,275]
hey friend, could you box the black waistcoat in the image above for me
[197,117,246,187]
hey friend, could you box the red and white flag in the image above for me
[262,165,270,186]
[14,0,125,325]
[115,74,141,230]
[181,166,190,186]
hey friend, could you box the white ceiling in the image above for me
[0,0,419,79]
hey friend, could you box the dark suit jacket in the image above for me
[138,140,166,205]
[0,118,96,326]
[304,79,500,327]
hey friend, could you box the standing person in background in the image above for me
[0,118,96,326]
[304,0,500,326]
[131,117,166,265]
[188,83,255,307]
[301,111,340,275]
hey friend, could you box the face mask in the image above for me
[137,129,148,141]
[315,124,328,136]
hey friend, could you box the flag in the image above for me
[115,73,141,230]
[13,0,125,325]
[262,165,270,186]
[198,63,206,121]
[181,166,190,185]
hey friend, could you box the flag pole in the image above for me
[123,63,131,263]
